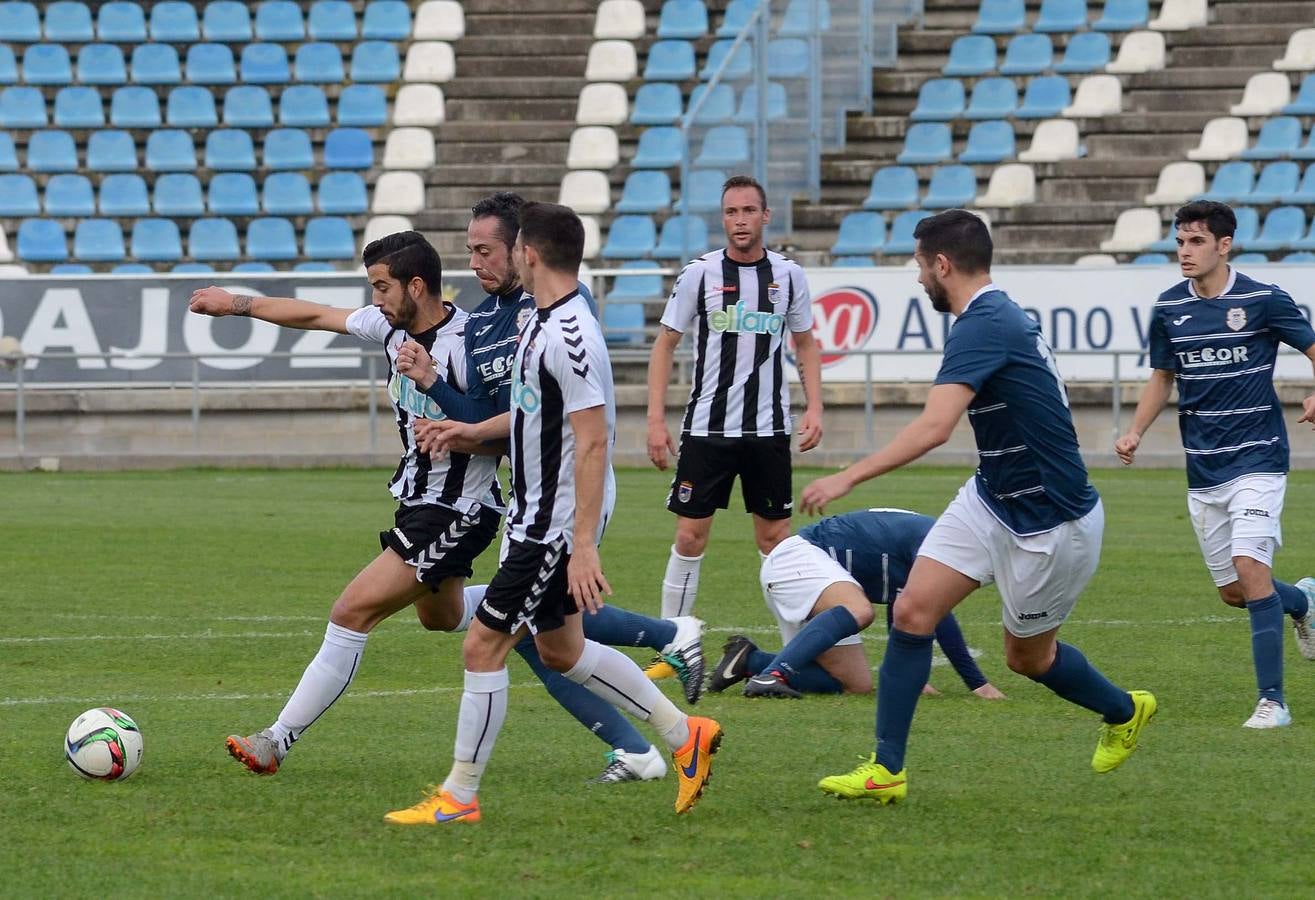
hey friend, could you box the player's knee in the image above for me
[414,600,460,632]
[535,642,577,673]
[842,671,874,694]
[461,629,501,671]
[890,600,937,636]
[754,524,789,556]
[329,595,373,633]
[849,602,876,631]
[1218,584,1247,608]
[1004,645,1051,678]
[673,523,710,557]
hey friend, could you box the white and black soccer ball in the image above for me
[65,707,144,781]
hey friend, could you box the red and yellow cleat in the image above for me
[383,787,481,825]
[672,716,723,814]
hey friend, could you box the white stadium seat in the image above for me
[1018,119,1085,161]
[594,0,646,39]
[1100,208,1162,252]
[580,215,601,259]
[1074,254,1119,266]
[585,41,638,82]
[1063,75,1122,117]
[1230,72,1290,116]
[559,171,612,214]
[567,126,619,169]
[1149,0,1207,30]
[974,163,1036,207]
[363,216,414,249]
[576,83,629,126]
[1275,29,1315,71]
[372,172,426,215]
[1106,31,1165,74]
[403,42,456,83]
[392,84,446,127]
[413,1,465,40]
[1187,117,1249,160]
[383,128,437,169]
[1145,161,1205,205]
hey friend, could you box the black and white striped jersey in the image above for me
[505,291,616,551]
[345,304,502,513]
[660,248,814,437]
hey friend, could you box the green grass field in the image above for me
[5,465,1315,898]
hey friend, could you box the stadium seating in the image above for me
[263,173,314,216]
[1290,167,1315,203]
[308,1,356,40]
[1249,162,1300,203]
[1285,76,1315,115]
[897,123,953,165]
[0,175,39,217]
[364,2,412,39]
[943,35,996,77]
[603,299,646,344]
[223,86,274,128]
[0,3,41,42]
[28,131,77,172]
[382,128,434,169]
[1073,254,1118,265]
[1035,0,1087,32]
[1231,253,1268,264]
[884,210,932,254]
[689,84,735,123]
[24,45,72,85]
[577,84,628,126]
[0,48,16,86]
[1273,29,1315,71]
[1106,31,1165,74]
[1242,118,1302,160]
[696,126,750,168]
[1144,161,1205,204]
[86,131,137,172]
[608,260,664,300]
[325,128,374,169]
[247,218,299,260]
[1188,118,1249,161]
[910,79,965,121]
[966,78,1018,119]
[150,2,199,41]
[294,43,344,84]
[588,41,638,81]
[73,220,125,262]
[110,87,160,128]
[17,219,68,261]
[46,2,94,41]
[631,83,682,125]
[77,45,127,85]
[658,0,708,39]
[974,163,1036,207]
[351,171,401,214]
[0,87,46,128]
[779,0,832,35]
[682,169,729,213]
[601,216,657,258]
[166,86,217,128]
[352,42,401,83]
[863,166,920,210]
[1093,0,1148,30]
[830,212,885,257]
[204,130,255,170]
[1100,208,1161,251]
[45,175,94,216]
[264,130,314,170]
[767,39,810,79]
[1064,75,1122,117]
[1055,33,1111,73]
[208,174,259,216]
[1017,77,1071,118]
[1149,0,1207,30]
[959,120,1016,163]
[186,44,237,84]
[973,0,1026,34]
[140,131,196,174]
[100,174,149,216]
[304,218,356,259]
[922,166,978,208]
[1248,206,1306,250]
[701,40,752,80]
[1200,161,1254,202]
[1000,35,1052,76]
[616,171,672,213]
[558,171,611,215]
[132,44,182,84]
[391,84,444,127]
[1231,73,1290,117]
[256,2,305,41]
[188,219,241,261]
[1131,253,1170,264]
[132,219,182,261]
[654,215,710,259]
[54,87,103,127]
[203,1,252,41]
[415,0,464,39]
[595,0,644,39]
[631,128,682,168]
[735,82,789,122]
[153,174,204,217]
[240,44,290,84]
[567,127,619,170]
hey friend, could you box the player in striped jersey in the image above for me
[1116,200,1315,729]
[644,175,825,667]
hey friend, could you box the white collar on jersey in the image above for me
[1185,265,1236,300]
[963,281,999,312]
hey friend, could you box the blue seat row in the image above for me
[1200,161,1315,205]
[614,169,728,214]
[660,0,832,39]
[830,210,933,257]
[896,115,1055,166]
[1141,207,1305,253]
[631,81,789,126]
[944,32,1111,76]
[600,215,712,260]
[1132,250,1315,265]
[644,38,811,81]
[973,0,1144,34]
[1237,116,1315,161]
[861,163,996,209]
[632,125,751,169]
[912,75,1074,121]
[44,262,342,273]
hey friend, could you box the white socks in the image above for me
[455,584,487,633]
[564,640,690,751]
[443,668,508,803]
[661,546,704,618]
[267,621,368,752]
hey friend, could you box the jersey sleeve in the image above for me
[933,311,1005,391]
[421,378,499,423]
[1147,306,1175,370]
[577,280,600,319]
[344,305,390,343]
[549,329,609,415]
[1267,289,1315,353]
[785,264,813,333]
[658,262,701,334]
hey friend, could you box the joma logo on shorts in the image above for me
[1244,508,1271,517]
[1019,611,1049,621]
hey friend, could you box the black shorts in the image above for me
[380,503,501,588]
[476,537,575,634]
[667,434,793,520]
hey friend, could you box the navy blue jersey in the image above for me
[935,287,1099,535]
[798,508,934,604]
[1149,268,1315,491]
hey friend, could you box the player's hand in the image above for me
[800,471,853,516]
[188,286,239,317]
[1113,431,1140,466]
[972,683,1007,700]
[396,339,437,390]
[920,683,941,697]
[797,407,823,452]
[1299,394,1315,428]
[647,421,677,470]
[567,543,612,613]
[414,418,468,456]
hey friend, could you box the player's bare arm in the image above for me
[415,413,511,456]
[1114,368,1175,465]
[188,286,352,333]
[567,404,613,612]
[791,328,825,452]
[395,339,437,390]
[801,383,975,515]
[645,326,683,470]
[1300,343,1315,428]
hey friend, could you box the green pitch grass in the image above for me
[4,466,1315,898]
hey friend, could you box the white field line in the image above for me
[0,683,547,708]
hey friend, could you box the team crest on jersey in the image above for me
[516,307,533,331]
[1226,307,1247,331]
[677,481,694,503]
[767,282,781,303]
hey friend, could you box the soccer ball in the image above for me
[65,707,144,781]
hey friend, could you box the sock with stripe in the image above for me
[1274,580,1309,620]
[564,639,690,750]
[1247,593,1285,704]
[267,621,368,753]
[661,547,703,618]
[1029,642,1135,724]
[442,668,509,804]
[582,604,677,650]
[874,628,934,773]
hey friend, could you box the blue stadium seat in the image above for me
[99,174,149,216]
[166,86,217,127]
[1093,0,1147,30]
[779,0,832,35]
[0,134,17,170]
[264,129,313,170]
[696,126,749,168]
[308,1,357,40]
[0,3,41,42]
[966,77,1018,119]
[202,1,252,41]
[0,87,46,128]
[943,35,996,76]
[1285,76,1315,115]
[351,42,401,83]
[149,1,198,41]
[646,41,697,81]
[1131,253,1169,264]
[1200,161,1253,202]
[718,0,759,36]
[701,40,752,80]
[304,217,356,259]
[173,262,216,273]
[1017,75,1070,118]
[86,130,137,172]
[131,219,182,261]
[608,260,664,299]
[1290,166,1315,203]
[131,44,181,84]
[74,219,125,262]
[28,131,77,173]
[255,0,304,40]
[187,44,236,84]
[23,45,72,85]
[658,0,708,38]
[601,216,657,258]
[246,217,299,260]
[1233,207,1260,246]
[49,264,92,273]
[1000,34,1053,75]
[1290,127,1315,161]
[830,211,885,256]
[97,2,147,42]
[896,122,952,165]
[734,82,789,122]
[1231,252,1268,264]
[362,1,412,39]
[0,48,16,86]
[77,45,127,85]
[145,130,196,172]
[909,79,965,121]
[631,84,682,125]
[111,263,153,274]
[17,219,67,261]
[205,130,256,171]
[152,173,204,216]
[54,86,103,127]
[294,262,336,272]
[295,43,344,83]
[972,0,1025,33]
[45,174,94,215]
[324,128,372,168]
[653,215,710,259]
[1034,0,1087,31]
[767,39,810,78]
[208,173,260,215]
[0,175,39,216]
[317,171,367,214]
[223,86,274,128]
[959,120,1015,163]
[188,218,241,261]
[1248,206,1305,251]
[1289,219,1315,250]
[337,84,386,126]
[1283,250,1315,261]
[922,165,978,207]
[603,300,646,345]
[263,172,313,214]
[1241,117,1302,160]
[688,83,735,123]
[831,255,873,267]
[1145,222,1177,252]
[241,44,290,84]
[278,85,329,127]
[884,210,932,254]
[1249,161,1301,203]
[615,171,672,213]
[632,127,682,168]
[862,166,919,210]
[683,168,728,213]
[44,2,94,41]
[109,86,160,127]
[1055,32,1109,72]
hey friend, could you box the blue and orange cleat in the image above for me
[672,715,723,813]
[383,786,481,825]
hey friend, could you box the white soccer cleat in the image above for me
[1243,698,1292,729]
[1293,578,1315,660]
[592,746,668,783]
[660,616,707,705]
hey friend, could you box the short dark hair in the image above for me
[471,191,526,252]
[912,209,992,274]
[518,202,584,272]
[721,174,767,208]
[361,230,443,294]
[1173,200,1236,240]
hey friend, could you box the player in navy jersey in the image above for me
[1115,200,1315,729]
[708,508,1004,700]
[801,210,1154,805]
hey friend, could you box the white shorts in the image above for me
[1188,473,1285,586]
[759,535,864,646]
[917,478,1104,638]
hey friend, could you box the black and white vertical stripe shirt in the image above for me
[345,304,502,513]
[660,248,813,437]
[506,291,616,551]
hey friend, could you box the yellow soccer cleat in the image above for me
[383,786,481,825]
[672,715,722,814]
[1092,690,1157,774]
[818,754,907,804]
[644,656,676,680]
